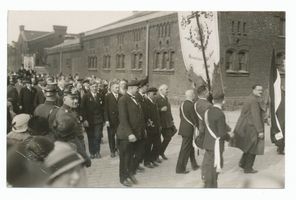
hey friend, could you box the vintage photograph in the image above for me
[6,10,285,188]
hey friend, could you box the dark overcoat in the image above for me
[232,94,265,155]
[117,93,145,140]
[19,87,36,114]
[81,92,104,126]
[145,97,161,134]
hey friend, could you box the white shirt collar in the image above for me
[198,96,207,101]
[213,104,222,110]
[112,92,118,98]
[185,99,193,103]
[160,93,166,99]
[147,96,154,103]
[127,91,135,98]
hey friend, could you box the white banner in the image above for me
[23,55,35,70]
[178,11,220,84]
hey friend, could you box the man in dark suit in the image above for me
[201,92,231,188]
[81,81,105,159]
[135,77,149,170]
[104,81,122,157]
[7,76,19,114]
[232,84,265,173]
[194,85,212,149]
[143,87,161,168]
[155,84,176,160]
[117,80,145,187]
[176,89,199,174]
[19,78,36,115]
[33,78,46,108]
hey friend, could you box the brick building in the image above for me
[13,25,71,72]
[45,11,285,105]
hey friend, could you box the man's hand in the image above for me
[229,132,235,138]
[105,121,110,127]
[258,132,264,139]
[128,134,137,142]
[83,120,89,128]
[161,106,168,112]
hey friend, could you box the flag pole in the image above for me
[194,12,211,93]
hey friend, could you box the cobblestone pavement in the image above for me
[85,106,285,188]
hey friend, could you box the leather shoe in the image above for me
[128,175,138,184]
[137,166,145,172]
[121,179,132,187]
[90,154,95,159]
[176,170,190,174]
[244,169,258,174]
[151,161,159,167]
[161,154,168,160]
[192,165,200,171]
[155,158,162,163]
[144,163,154,168]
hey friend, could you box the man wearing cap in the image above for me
[81,81,105,159]
[52,84,91,167]
[15,76,23,96]
[56,77,65,107]
[19,78,37,114]
[104,81,122,157]
[33,78,46,108]
[82,79,90,95]
[201,92,231,188]
[176,89,200,174]
[117,79,146,187]
[34,83,59,134]
[155,84,176,160]
[143,87,161,168]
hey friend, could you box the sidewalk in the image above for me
[85,106,284,188]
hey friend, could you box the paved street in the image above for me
[85,106,285,188]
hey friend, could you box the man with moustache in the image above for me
[117,80,145,187]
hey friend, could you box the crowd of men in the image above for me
[6,66,285,188]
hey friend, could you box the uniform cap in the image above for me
[127,79,141,87]
[44,141,85,180]
[146,87,158,93]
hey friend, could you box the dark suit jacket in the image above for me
[203,106,230,152]
[81,92,104,126]
[117,93,145,140]
[145,97,161,132]
[19,87,36,114]
[178,100,199,137]
[104,92,122,128]
[194,98,212,134]
[33,85,45,108]
[155,94,174,128]
[56,87,64,107]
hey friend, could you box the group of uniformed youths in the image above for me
[7,69,284,188]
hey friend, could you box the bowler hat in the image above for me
[44,141,85,180]
[82,79,90,84]
[127,79,141,87]
[146,87,158,93]
[139,76,149,87]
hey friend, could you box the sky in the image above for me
[7,11,133,44]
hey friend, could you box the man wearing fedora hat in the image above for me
[19,78,37,114]
[33,78,46,108]
[117,79,146,186]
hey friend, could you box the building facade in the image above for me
[45,11,285,106]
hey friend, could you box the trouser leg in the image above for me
[151,131,161,161]
[160,128,173,155]
[244,153,256,170]
[107,126,116,153]
[131,139,146,172]
[118,140,132,183]
[239,152,248,168]
[202,150,218,188]
[144,132,154,164]
[86,127,95,155]
[189,144,198,168]
[176,136,192,173]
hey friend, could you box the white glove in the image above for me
[128,134,137,142]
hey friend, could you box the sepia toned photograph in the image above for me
[6,10,285,189]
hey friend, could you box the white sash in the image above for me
[204,109,221,172]
[181,102,199,150]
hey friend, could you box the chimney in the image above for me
[19,25,25,31]
[53,25,67,33]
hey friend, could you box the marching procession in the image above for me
[6,66,285,188]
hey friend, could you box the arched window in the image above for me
[225,50,235,71]
[162,51,169,69]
